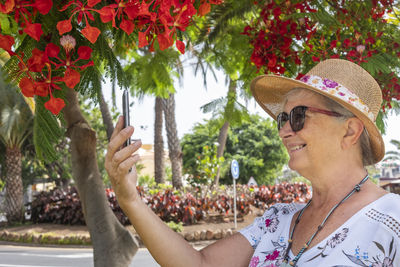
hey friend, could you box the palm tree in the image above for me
[384,139,400,162]
[162,93,183,188]
[154,96,165,184]
[192,1,259,185]
[0,71,33,223]
[124,48,184,187]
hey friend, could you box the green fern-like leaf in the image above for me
[33,96,64,162]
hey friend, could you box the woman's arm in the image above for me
[105,117,254,267]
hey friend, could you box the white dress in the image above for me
[239,193,400,267]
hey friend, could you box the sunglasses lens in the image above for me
[277,112,288,130]
[291,106,306,132]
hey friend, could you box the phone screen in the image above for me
[122,89,131,147]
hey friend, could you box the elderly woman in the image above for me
[105,59,400,267]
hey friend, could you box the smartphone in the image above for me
[122,89,131,147]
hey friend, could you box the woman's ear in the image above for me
[342,117,364,149]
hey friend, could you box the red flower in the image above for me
[63,68,80,88]
[56,19,73,35]
[19,77,35,97]
[198,2,211,16]
[295,73,305,80]
[0,33,15,55]
[273,7,282,18]
[119,19,135,35]
[34,63,63,97]
[87,0,101,7]
[81,24,101,44]
[0,0,15,13]
[348,50,357,57]
[98,6,115,23]
[312,56,320,62]
[175,40,185,54]
[45,36,93,88]
[5,0,52,41]
[27,48,48,72]
[77,46,92,60]
[330,40,338,49]
[99,0,139,30]
[34,82,50,97]
[34,0,53,15]
[157,32,173,51]
[138,31,149,48]
[23,23,43,41]
[365,37,376,45]
[45,43,60,58]
[44,95,65,115]
[58,1,102,43]
[343,38,351,48]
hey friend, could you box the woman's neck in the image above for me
[304,166,369,209]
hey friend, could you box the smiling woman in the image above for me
[103,58,400,267]
[241,58,400,267]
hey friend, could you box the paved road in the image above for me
[0,244,160,267]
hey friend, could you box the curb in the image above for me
[0,228,238,248]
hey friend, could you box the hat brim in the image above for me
[251,75,385,164]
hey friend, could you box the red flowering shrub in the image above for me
[31,183,311,226]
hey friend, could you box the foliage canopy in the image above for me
[181,114,288,185]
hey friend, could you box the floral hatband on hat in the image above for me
[299,75,374,121]
[250,59,385,164]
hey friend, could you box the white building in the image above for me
[379,158,400,194]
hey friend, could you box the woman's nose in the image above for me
[278,120,295,139]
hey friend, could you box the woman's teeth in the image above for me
[291,144,306,152]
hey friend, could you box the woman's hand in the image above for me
[105,116,142,208]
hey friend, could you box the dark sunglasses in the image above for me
[277,106,342,132]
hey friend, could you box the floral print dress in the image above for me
[239,193,400,267]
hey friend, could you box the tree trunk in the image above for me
[4,147,23,223]
[162,93,182,188]
[98,89,114,141]
[64,88,138,267]
[213,121,230,186]
[213,78,237,186]
[154,97,165,184]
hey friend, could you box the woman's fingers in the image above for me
[111,140,142,169]
[105,117,142,178]
[106,126,134,162]
[117,154,141,175]
[110,116,124,141]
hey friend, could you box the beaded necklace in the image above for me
[281,174,370,267]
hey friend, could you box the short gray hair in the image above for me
[283,88,374,166]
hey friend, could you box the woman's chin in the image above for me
[288,158,305,173]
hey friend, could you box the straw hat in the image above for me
[251,58,385,163]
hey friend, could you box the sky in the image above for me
[103,67,400,154]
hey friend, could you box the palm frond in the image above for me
[390,140,400,150]
[200,97,227,114]
[0,69,33,148]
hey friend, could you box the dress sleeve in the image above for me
[238,214,265,249]
[238,203,302,250]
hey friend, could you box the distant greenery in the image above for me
[189,144,224,186]
[181,114,288,185]
[166,221,183,233]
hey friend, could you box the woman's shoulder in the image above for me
[369,193,400,215]
[363,193,400,238]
